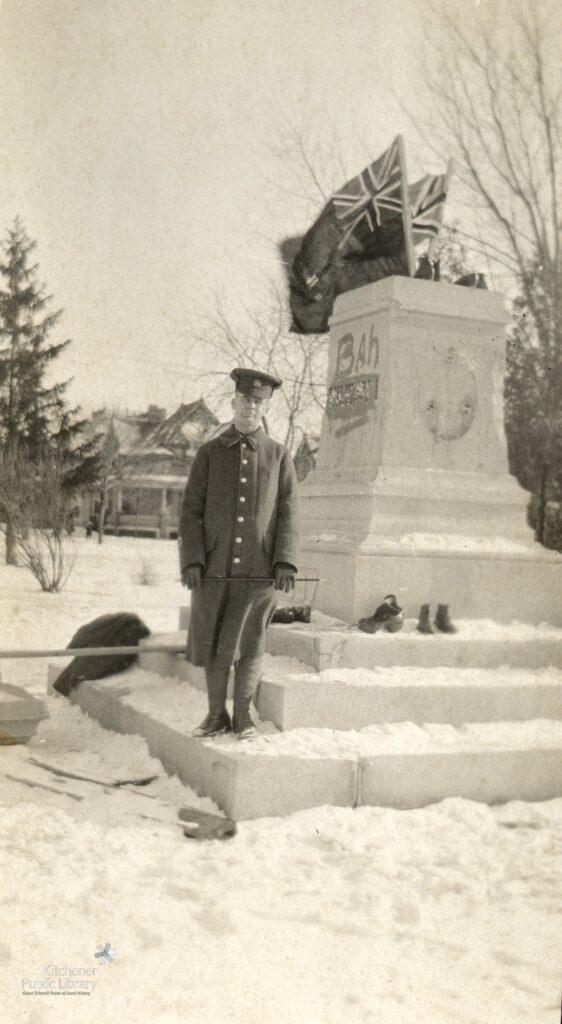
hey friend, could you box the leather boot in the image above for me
[232,700,258,740]
[192,665,231,737]
[416,604,434,634]
[192,709,232,738]
[435,604,457,634]
[271,607,295,624]
[293,605,312,623]
[232,656,262,739]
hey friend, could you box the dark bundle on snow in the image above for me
[53,613,151,697]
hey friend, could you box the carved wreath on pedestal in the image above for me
[418,345,477,441]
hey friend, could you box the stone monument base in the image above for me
[300,540,562,625]
[299,276,561,626]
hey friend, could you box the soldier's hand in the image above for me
[274,563,296,593]
[182,565,202,590]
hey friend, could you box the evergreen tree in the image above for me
[505,261,562,548]
[0,218,101,563]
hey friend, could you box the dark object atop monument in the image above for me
[280,137,411,335]
[53,612,151,696]
[454,272,488,289]
[279,141,452,334]
[414,255,441,281]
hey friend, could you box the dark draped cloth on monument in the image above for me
[280,137,410,335]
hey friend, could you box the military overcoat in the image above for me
[178,424,299,668]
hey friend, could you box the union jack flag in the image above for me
[333,137,403,252]
[409,173,448,245]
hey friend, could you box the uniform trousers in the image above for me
[205,655,263,718]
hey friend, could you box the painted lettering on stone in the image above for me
[335,324,379,378]
[328,322,380,435]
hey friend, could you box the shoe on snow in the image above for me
[434,604,457,633]
[232,714,258,740]
[192,710,232,738]
[359,594,404,634]
[416,604,435,634]
[178,807,237,840]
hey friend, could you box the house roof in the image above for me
[88,407,165,452]
[127,399,219,456]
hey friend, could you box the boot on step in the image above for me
[434,604,457,634]
[192,709,232,738]
[232,699,258,740]
[193,664,232,737]
[416,604,434,634]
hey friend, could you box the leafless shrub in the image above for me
[0,448,76,592]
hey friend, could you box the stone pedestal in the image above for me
[300,277,561,624]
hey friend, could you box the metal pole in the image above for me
[199,576,322,583]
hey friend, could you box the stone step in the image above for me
[56,665,562,819]
[265,617,562,671]
[138,633,562,731]
[180,607,562,670]
[257,664,562,731]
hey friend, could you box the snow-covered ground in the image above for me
[1,536,561,1024]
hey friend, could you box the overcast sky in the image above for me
[0,0,482,417]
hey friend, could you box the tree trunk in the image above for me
[535,463,548,545]
[5,518,18,564]
[97,492,107,545]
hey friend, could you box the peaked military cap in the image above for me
[230,367,283,400]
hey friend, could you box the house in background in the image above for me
[85,400,220,538]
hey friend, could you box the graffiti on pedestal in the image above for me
[328,323,379,437]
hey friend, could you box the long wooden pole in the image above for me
[0,644,187,660]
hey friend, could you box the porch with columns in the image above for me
[109,474,186,538]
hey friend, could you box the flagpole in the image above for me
[396,135,416,277]
[427,159,455,263]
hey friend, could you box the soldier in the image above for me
[179,368,300,739]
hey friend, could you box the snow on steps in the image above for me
[179,606,562,671]
[45,610,562,820]
[137,631,562,731]
[47,658,562,820]
[264,618,562,672]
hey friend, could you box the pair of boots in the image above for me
[193,657,262,740]
[417,604,456,634]
[271,604,312,624]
